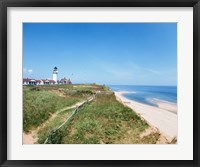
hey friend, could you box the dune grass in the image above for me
[37,108,74,144]
[23,84,161,144]
[60,93,160,144]
[23,86,92,132]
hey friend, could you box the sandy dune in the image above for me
[115,91,177,142]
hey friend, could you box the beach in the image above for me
[115,91,177,142]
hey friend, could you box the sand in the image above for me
[23,132,36,144]
[115,91,177,142]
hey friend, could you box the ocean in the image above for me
[109,85,177,107]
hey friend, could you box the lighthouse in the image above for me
[53,67,58,83]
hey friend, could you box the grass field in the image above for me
[23,84,161,144]
[60,93,160,144]
[23,85,95,132]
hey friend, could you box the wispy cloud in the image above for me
[105,68,134,78]
[23,68,33,75]
[28,69,33,74]
[78,57,164,84]
[128,62,160,75]
[146,68,160,75]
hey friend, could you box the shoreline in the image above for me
[147,98,177,114]
[114,91,177,142]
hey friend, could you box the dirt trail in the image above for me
[23,131,36,144]
[23,100,88,144]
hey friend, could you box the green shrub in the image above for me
[23,90,58,132]
[61,94,151,144]
[77,119,99,133]
[23,87,81,132]
[46,130,62,144]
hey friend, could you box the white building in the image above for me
[59,77,72,84]
[23,78,56,85]
[23,67,72,85]
[53,67,58,84]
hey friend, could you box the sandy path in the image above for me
[23,131,36,144]
[115,91,177,142]
[23,100,88,144]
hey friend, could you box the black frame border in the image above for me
[0,0,199,167]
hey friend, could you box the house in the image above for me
[59,77,72,84]
[36,80,43,85]
[41,79,56,85]
[23,78,56,85]
[48,80,56,85]
[23,67,72,85]
[23,78,31,85]
[23,78,36,85]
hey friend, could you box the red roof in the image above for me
[36,80,42,83]
[41,79,49,82]
[48,80,56,83]
[23,78,32,82]
[23,78,55,83]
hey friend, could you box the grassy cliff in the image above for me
[60,93,160,144]
[23,85,94,132]
[23,84,161,144]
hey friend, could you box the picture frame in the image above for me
[0,0,199,166]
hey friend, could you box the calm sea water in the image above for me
[109,85,177,107]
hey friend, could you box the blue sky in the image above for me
[23,23,177,86]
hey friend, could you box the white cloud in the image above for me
[28,69,33,74]
[23,68,33,75]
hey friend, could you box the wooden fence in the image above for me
[44,94,96,144]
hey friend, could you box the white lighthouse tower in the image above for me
[53,67,58,84]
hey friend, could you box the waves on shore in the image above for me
[114,91,178,141]
[109,85,177,112]
[146,98,177,113]
[116,91,177,113]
